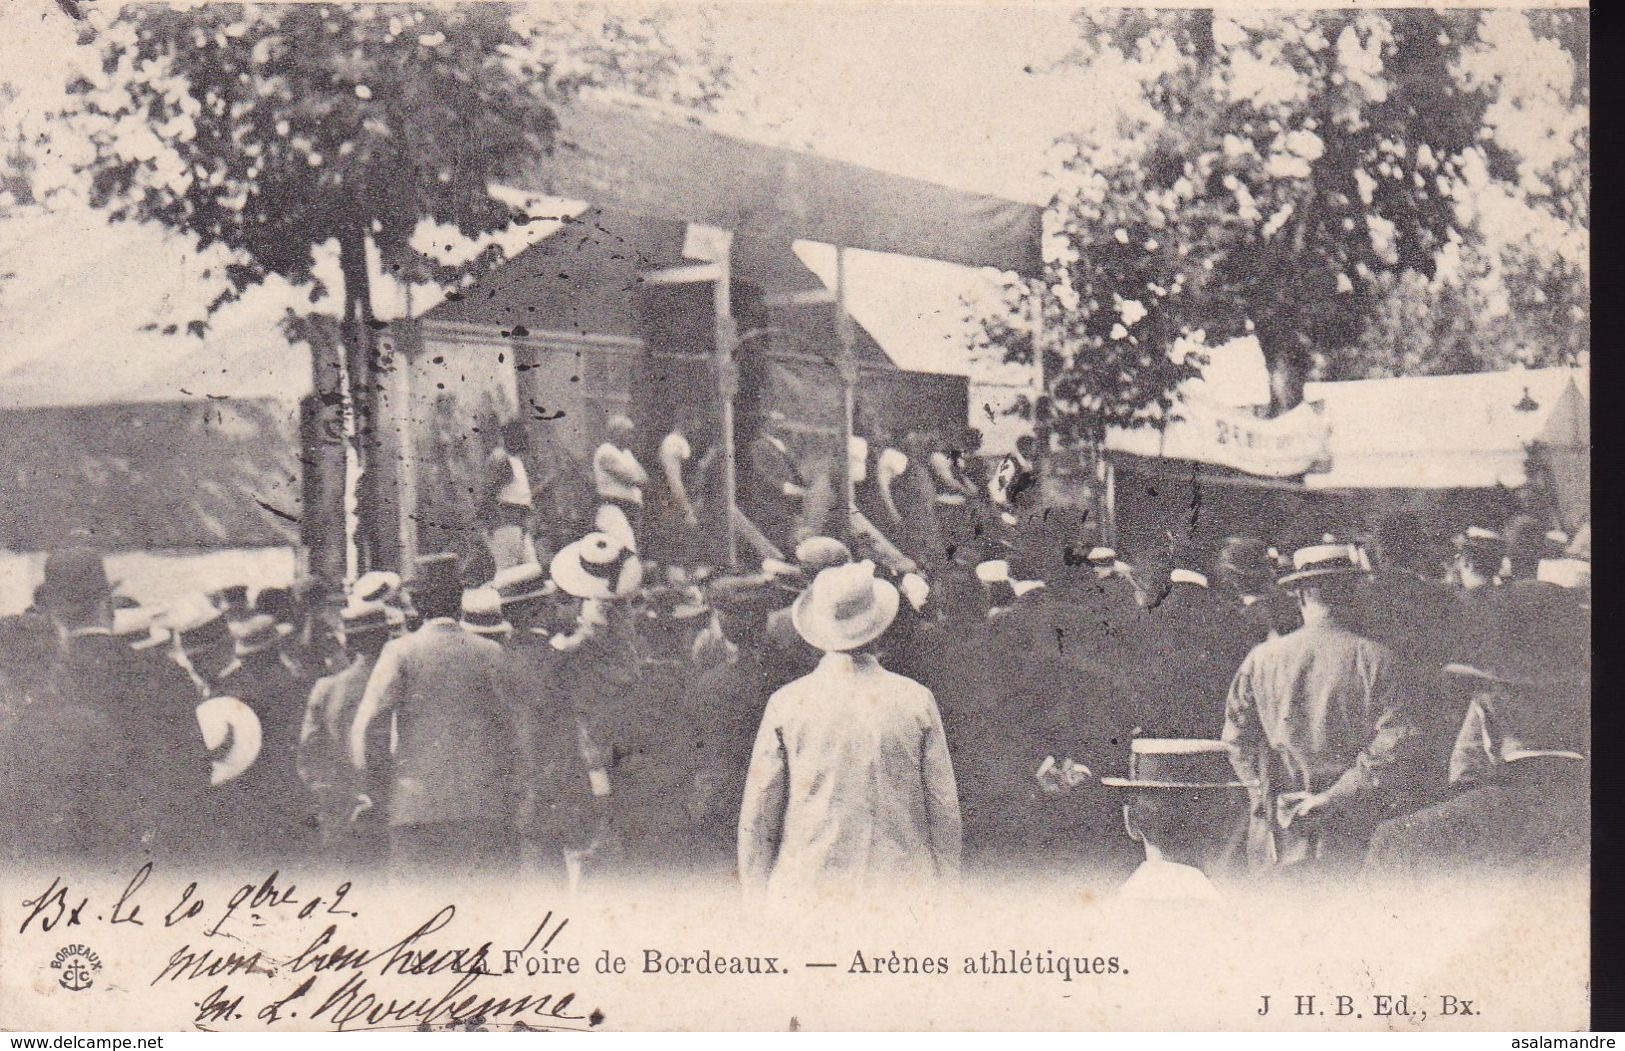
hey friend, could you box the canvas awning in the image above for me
[1104,393,1331,479]
[1301,368,1589,491]
[502,97,1045,276]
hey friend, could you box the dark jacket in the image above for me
[361,621,518,828]
[1359,572,1474,795]
[979,590,1142,875]
[1134,580,1258,739]
[51,631,207,853]
[683,646,777,865]
[0,690,137,864]
[218,649,317,856]
[499,634,588,844]
[745,433,807,548]
[1364,756,1588,878]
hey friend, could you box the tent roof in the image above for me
[1303,367,1589,491]
[0,209,313,410]
[423,208,908,372]
[503,97,1044,276]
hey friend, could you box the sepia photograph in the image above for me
[0,0,1592,1034]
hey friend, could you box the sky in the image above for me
[0,0,1114,409]
[0,1,1589,421]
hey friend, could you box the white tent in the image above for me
[1302,367,1589,491]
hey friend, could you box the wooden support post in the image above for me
[714,237,740,569]
[835,246,858,540]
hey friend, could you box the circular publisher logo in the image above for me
[50,944,102,992]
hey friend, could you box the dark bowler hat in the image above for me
[1100,739,1252,792]
[1445,579,1590,687]
[254,585,297,625]
[409,552,462,595]
[40,547,114,607]
[213,584,251,615]
[173,605,232,654]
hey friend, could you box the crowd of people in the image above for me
[0,408,1592,899]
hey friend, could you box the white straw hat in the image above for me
[791,559,900,653]
[551,531,645,601]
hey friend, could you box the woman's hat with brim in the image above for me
[230,612,292,656]
[791,559,899,653]
[196,696,262,787]
[1277,543,1369,587]
[551,532,644,601]
[459,587,513,637]
[1099,738,1252,791]
[1444,580,1590,686]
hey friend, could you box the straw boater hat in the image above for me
[974,558,1019,608]
[229,612,291,656]
[795,536,853,574]
[1086,546,1118,569]
[195,696,262,787]
[1276,543,1369,588]
[551,532,644,601]
[113,605,172,651]
[459,587,512,637]
[1456,525,1504,558]
[353,570,404,607]
[1100,739,1252,792]
[339,600,395,642]
[791,559,900,653]
[491,561,553,607]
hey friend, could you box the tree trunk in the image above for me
[337,223,379,580]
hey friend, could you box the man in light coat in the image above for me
[1222,544,1418,873]
[738,560,961,896]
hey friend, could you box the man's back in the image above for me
[301,656,373,797]
[1225,620,1400,791]
[0,690,133,863]
[1137,582,1257,738]
[740,652,960,891]
[53,632,205,849]
[371,622,515,826]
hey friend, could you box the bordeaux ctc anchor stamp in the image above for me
[51,945,102,992]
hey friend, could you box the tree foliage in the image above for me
[975,9,1588,444]
[66,2,728,317]
[60,2,727,574]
